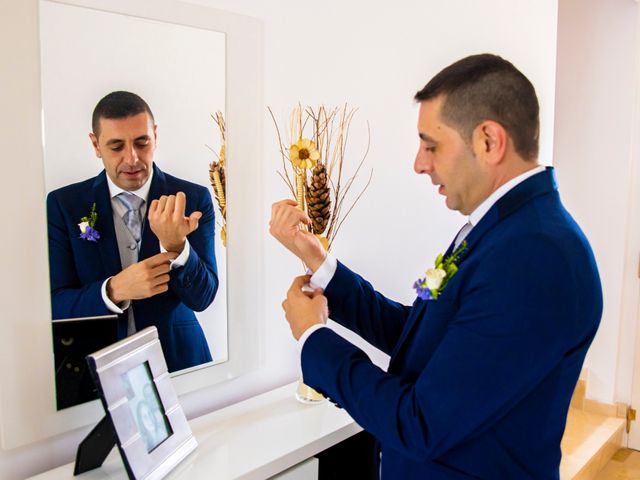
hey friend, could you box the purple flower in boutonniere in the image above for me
[78,203,100,242]
[413,240,467,300]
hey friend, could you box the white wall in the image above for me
[0,0,559,478]
[554,0,638,404]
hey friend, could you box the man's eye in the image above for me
[135,142,149,149]
[111,146,124,152]
[425,146,436,153]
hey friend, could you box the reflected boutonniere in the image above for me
[413,240,467,300]
[78,203,100,242]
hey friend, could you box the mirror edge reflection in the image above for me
[0,0,263,450]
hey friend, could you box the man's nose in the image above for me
[123,145,138,164]
[414,149,433,174]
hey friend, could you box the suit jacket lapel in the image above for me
[92,171,122,277]
[139,164,165,260]
[390,167,559,364]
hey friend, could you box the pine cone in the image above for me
[306,164,331,234]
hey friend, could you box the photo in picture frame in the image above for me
[83,326,197,479]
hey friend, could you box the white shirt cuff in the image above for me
[297,324,328,352]
[160,239,191,270]
[101,278,129,314]
[309,254,337,290]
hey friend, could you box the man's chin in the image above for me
[444,198,462,213]
[117,174,149,191]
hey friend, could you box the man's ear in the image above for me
[473,121,507,165]
[89,133,101,158]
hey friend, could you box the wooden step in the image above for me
[560,408,625,480]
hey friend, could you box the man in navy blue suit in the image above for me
[48,91,218,375]
[270,55,602,478]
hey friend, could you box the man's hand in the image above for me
[269,199,327,272]
[282,275,329,340]
[107,252,178,304]
[148,192,201,253]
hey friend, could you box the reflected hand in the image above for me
[281,275,328,340]
[148,192,201,253]
[269,199,326,272]
[107,252,178,303]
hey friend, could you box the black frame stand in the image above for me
[74,415,118,475]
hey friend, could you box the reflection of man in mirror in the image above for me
[47,91,218,372]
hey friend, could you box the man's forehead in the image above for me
[104,133,151,145]
[97,113,154,140]
[417,96,450,139]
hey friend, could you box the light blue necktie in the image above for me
[454,221,473,250]
[116,192,144,243]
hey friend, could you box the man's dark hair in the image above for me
[414,54,539,161]
[91,91,154,137]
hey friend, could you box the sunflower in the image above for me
[290,138,320,170]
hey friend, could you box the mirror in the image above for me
[39,0,228,409]
[0,0,261,449]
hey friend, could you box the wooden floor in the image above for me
[595,449,640,479]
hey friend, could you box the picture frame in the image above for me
[52,314,118,410]
[83,326,197,479]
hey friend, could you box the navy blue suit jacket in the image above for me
[47,164,219,372]
[302,168,602,479]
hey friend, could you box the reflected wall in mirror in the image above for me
[39,0,228,410]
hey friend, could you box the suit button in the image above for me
[128,243,136,250]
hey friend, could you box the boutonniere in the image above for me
[78,203,100,242]
[413,240,467,300]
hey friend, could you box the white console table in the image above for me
[28,383,361,480]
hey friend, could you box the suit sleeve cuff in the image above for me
[160,239,191,270]
[309,254,337,290]
[101,278,129,314]
[297,324,328,353]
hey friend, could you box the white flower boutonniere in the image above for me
[78,203,100,242]
[413,241,467,300]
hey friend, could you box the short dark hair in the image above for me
[91,91,154,137]
[414,54,539,161]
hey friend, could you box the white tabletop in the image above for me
[28,382,361,480]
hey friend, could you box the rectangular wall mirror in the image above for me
[40,0,228,410]
[0,0,262,449]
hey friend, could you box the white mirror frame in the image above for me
[0,0,263,450]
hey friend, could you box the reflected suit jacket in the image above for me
[47,163,218,372]
[302,168,602,479]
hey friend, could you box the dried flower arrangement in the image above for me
[269,104,373,253]
[269,104,373,404]
[208,111,227,246]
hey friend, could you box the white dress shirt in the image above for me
[101,169,192,313]
[298,165,546,349]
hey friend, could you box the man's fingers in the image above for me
[174,192,186,216]
[151,284,170,296]
[290,275,312,290]
[310,288,325,298]
[150,263,171,276]
[145,251,178,266]
[188,211,202,232]
[270,205,312,236]
[288,275,312,299]
[271,199,298,215]
[157,195,168,213]
[152,273,171,286]
[271,200,311,224]
[165,195,176,216]
[148,199,159,216]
